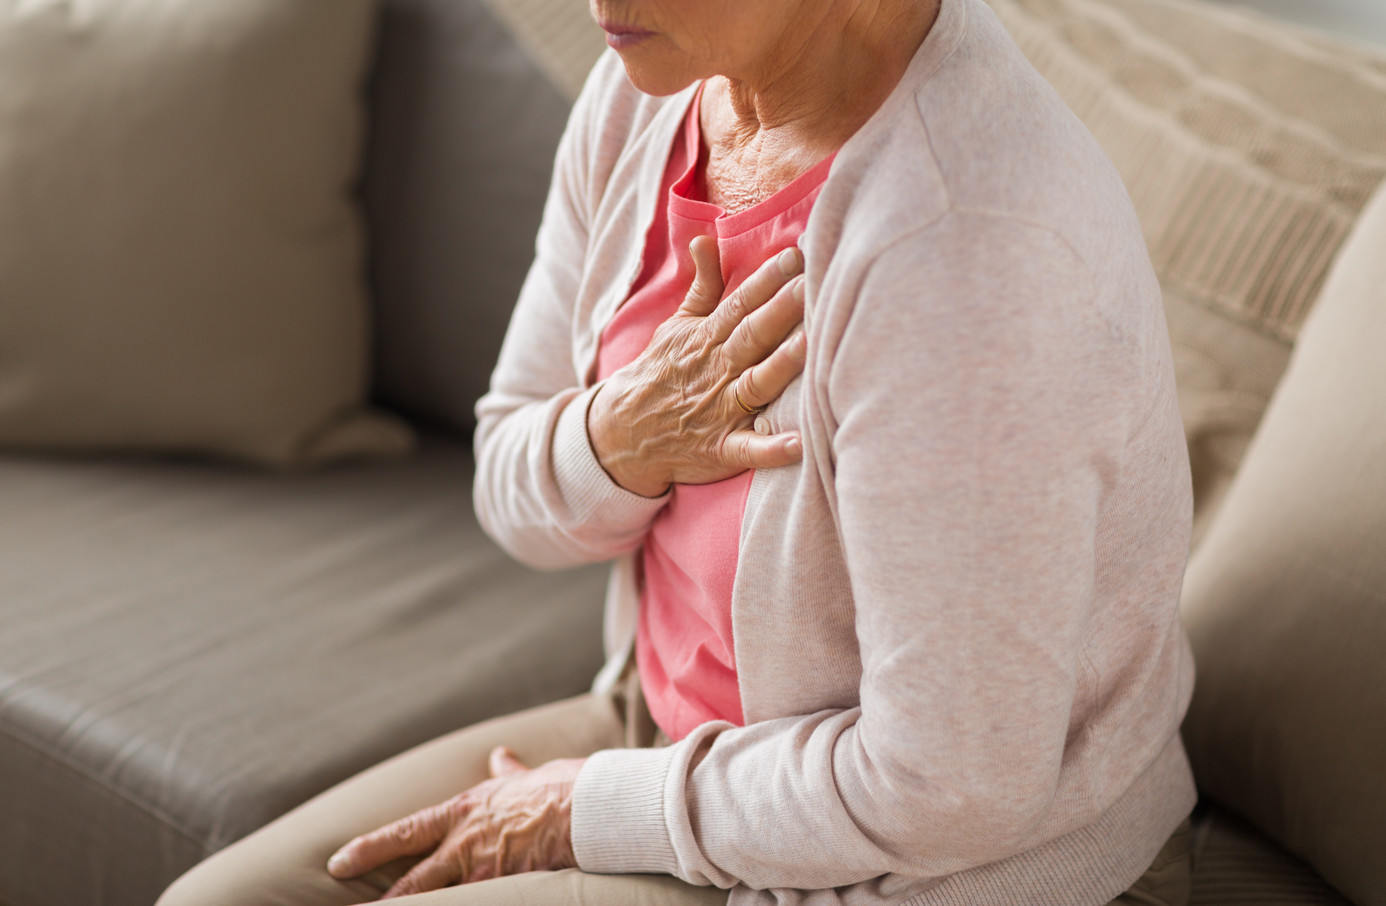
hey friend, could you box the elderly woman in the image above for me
[158,0,1196,902]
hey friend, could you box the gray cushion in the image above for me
[1191,807,1352,905]
[0,439,607,906]
[0,0,412,468]
[364,0,572,436]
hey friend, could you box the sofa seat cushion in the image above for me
[1191,807,1351,905]
[0,439,607,906]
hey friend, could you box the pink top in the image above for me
[595,89,833,741]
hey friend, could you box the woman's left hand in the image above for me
[326,747,585,898]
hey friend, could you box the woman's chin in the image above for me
[613,51,700,98]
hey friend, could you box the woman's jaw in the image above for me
[589,0,718,97]
[590,0,942,125]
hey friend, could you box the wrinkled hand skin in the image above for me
[326,747,586,898]
[588,235,809,498]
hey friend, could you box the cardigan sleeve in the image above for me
[473,52,670,571]
[571,211,1151,888]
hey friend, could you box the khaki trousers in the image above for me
[156,686,1191,906]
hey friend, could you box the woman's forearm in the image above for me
[474,386,668,570]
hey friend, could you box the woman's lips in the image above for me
[600,23,653,49]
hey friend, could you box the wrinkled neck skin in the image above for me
[698,0,941,208]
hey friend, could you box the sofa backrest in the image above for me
[362,0,1386,492]
[362,0,576,437]
[984,0,1386,546]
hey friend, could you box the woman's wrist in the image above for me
[587,381,672,499]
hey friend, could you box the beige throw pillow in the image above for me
[985,0,1386,546]
[0,0,412,466]
[1180,182,1386,906]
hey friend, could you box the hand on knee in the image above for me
[327,747,586,898]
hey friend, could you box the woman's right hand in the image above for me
[588,235,808,498]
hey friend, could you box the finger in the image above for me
[382,850,462,899]
[720,429,803,472]
[707,246,803,343]
[488,746,529,779]
[734,327,807,412]
[723,275,805,370]
[677,235,724,317]
[327,802,457,880]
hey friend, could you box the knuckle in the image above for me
[733,434,756,467]
[389,818,418,846]
[740,318,768,352]
[724,296,746,323]
[731,322,765,357]
[741,368,762,401]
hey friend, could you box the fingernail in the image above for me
[786,436,802,456]
[793,278,805,303]
[778,247,802,276]
[327,851,349,877]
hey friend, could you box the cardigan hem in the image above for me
[901,735,1197,906]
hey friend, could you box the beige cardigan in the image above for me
[473,0,1197,903]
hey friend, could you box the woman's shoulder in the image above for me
[812,0,1156,337]
[828,1,1133,246]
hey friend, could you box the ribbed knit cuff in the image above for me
[552,383,669,531]
[571,745,680,876]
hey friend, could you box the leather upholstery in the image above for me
[0,439,606,906]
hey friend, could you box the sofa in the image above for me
[0,0,1381,904]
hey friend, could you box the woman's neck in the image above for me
[698,0,941,211]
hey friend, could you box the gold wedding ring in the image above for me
[734,383,766,415]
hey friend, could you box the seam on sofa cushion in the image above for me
[0,719,207,850]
